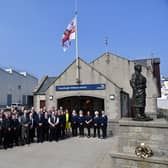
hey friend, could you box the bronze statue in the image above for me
[130,64,153,121]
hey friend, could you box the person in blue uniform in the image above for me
[100,111,108,139]
[71,110,78,137]
[93,111,100,138]
[78,110,85,137]
[85,111,93,138]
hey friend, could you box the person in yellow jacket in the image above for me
[65,109,71,136]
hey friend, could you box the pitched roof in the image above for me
[52,57,121,89]
[90,52,129,64]
[34,76,56,95]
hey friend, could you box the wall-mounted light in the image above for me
[49,95,53,100]
[109,94,115,100]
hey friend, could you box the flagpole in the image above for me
[75,0,80,83]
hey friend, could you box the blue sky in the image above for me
[0,0,168,79]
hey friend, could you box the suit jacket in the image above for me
[12,119,20,129]
[2,118,13,130]
[36,113,45,125]
[28,117,35,129]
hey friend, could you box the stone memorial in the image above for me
[109,64,168,168]
[130,64,153,121]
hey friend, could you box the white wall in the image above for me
[0,68,38,106]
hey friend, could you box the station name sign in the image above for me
[56,84,106,91]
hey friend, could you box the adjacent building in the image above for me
[0,68,38,108]
[160,75,168,98]
[34,53,161,134]
[157,75,168,109]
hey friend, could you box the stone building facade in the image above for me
[34,53,160,132]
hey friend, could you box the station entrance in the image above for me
[57,96,104,115]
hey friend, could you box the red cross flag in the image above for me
[62,17,76,51]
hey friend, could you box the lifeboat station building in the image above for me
[33,53,161,134]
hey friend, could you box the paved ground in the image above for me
[0,136,116,168]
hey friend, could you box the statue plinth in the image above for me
[110,118,168,168]
[133,115,153,121]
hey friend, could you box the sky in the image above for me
[0,0,168,80]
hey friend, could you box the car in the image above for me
[11,103,24,110]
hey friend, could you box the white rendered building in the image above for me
[0,68,38,108]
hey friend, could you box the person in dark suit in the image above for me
[85,111,93,138]
[59,110,66,139]
[28,112,35,143]
[36,109,45,143]
[100,111,108,139]
[93,111,100,138]
[0,112,3,146]
[48,110,59,141]
[78,110,85,137]
[43,111,49,141]
[71,110,78,137]
[57,110,61,140]
[2,112,13,149]
[30,107,38,139]
[12,113,20,146]
[21,110,30,145]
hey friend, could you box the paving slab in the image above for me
[0,136,116,168]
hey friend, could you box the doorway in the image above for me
[57,96,104,115]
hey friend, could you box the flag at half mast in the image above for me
[62,17,76,51]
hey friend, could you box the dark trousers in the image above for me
[86,125,91,137]
[0,129,2,145]
[22,126,30,144]
[43,126,49,141]
[49,127,58,141]
[37,126,44,143]
[60,124,65,138]
[3,129,12,149]
[79,124,84,136]
[101,125,107,138]
[18,126,22,144]
[13,128,19,145]
[72,124,78,136]
[57,125,61,139]
[29,127,35,143]
[94,125,100,138]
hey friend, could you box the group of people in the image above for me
[0,107,108,150]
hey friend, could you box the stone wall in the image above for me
[110,153,168,168]
[118,119,168,157]
[110,118,168,168]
